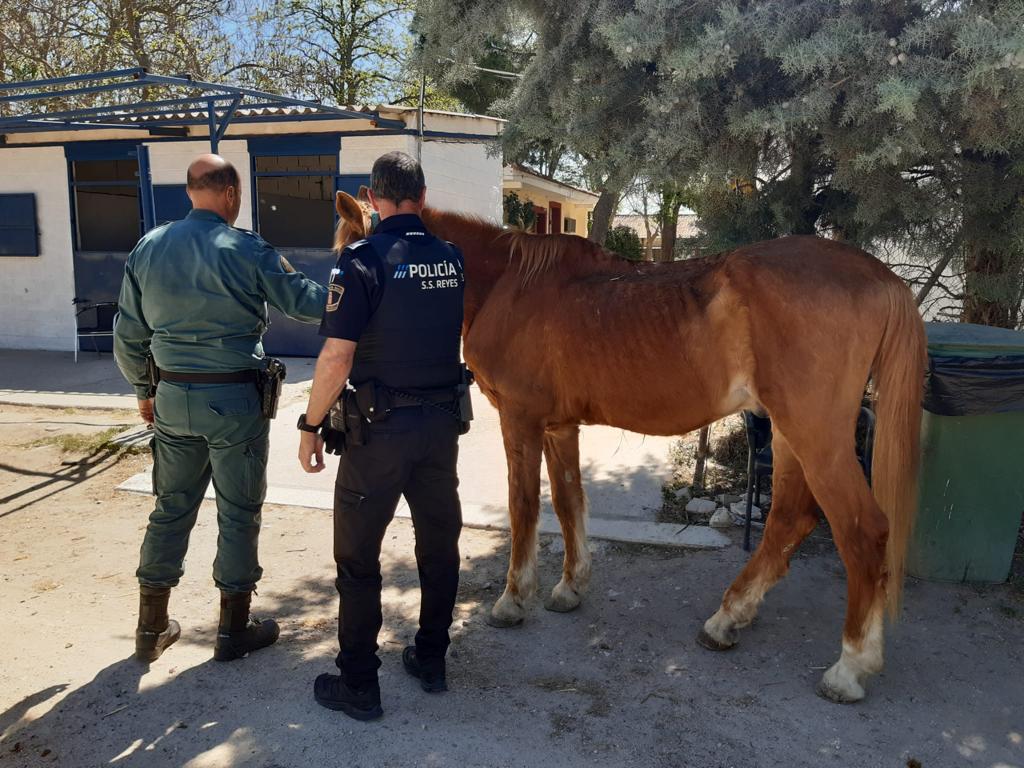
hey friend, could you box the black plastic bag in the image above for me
[923,355,1024,416]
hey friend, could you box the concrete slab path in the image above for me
[1,350,726,549]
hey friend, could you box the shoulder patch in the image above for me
[326,283,345,312]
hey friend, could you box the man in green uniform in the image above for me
[114,154,327,664]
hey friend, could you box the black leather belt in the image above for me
[159,369,259,384]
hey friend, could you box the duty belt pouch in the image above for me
[457,366,475,435]
[257,358,287,419]
[355,381,393,423]
[340,389,367,446]
[145,353,160,398]
[323,402,347,455]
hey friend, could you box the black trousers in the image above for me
[333,405,462,686]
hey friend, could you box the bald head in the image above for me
[186,154,242,224]
[187,154,239,192]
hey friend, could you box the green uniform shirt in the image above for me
[114,208,327,399]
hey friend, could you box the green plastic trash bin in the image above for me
[906,322,1024,583]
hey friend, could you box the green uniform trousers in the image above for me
[137,380,270,593]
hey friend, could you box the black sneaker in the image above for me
[402,646,447,693]
[313,673,383,721]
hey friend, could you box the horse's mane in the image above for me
[423,207,503,250]
[501,231,613,286]
[423,208,613,287]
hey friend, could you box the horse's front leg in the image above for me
[487,410,544,628]
[542,425,590,613]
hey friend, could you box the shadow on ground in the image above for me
[3,410,1024,767]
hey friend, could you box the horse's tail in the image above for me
[871,280,927,618]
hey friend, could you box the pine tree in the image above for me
[415,0,658,243]
[416,0,1024,327]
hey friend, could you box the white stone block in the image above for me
[709,508,733,529]
[730,501,761,521]
[686,498,717,515]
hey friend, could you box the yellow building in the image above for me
[502,164,599,236]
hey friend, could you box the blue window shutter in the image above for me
[64,141,141,161]
[248,134,341,157]
[153,185,192,225]
[0,194,40,256]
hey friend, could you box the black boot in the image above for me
[213,590,280,662]
[313,673,383,721]
[402,646,447,693]
[135,586,181,663]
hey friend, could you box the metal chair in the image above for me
[74,298,117,362]
[741,406,876,552]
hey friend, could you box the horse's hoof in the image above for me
[485,611,524,629]
[544,583,582,613]
[815,667,865,704]
[487,594,526,628]
[696,627,737,652]
[815,679,863,704]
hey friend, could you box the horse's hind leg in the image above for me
[799,449,889,703]
[699,433,818,650]
[487,410,544,628]
[542,425,590,613]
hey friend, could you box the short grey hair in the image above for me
[186,162,239,192]
[370,151,425,204]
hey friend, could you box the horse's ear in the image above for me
[335,190,362,224]
[357,185,370,203]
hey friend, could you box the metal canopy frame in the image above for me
[0,68,406,150]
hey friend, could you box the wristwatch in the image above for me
[296,414,322,433]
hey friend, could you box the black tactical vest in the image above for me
[348,220,464,391]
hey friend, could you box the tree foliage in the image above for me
[0,0,459,113]
[414,1,658,243]
[0,0,231,103]
[416,0,1024,327]
[503,192,537,231]
[6,0,1024,326]
[235,0,417,105]
[604,224,643,261]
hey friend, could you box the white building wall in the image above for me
[341,134,501,222]
[0,121,501,352]
[340,134,414,174]
[146,139,254,229]
[420,141,502,223]
[0,146,77,351]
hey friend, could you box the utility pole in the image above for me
[417,70,426,163]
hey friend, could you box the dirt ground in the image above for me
[2,404,1023,768]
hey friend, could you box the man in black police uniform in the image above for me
[297,151,466,721]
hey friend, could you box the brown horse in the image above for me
[332,190,927,703]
